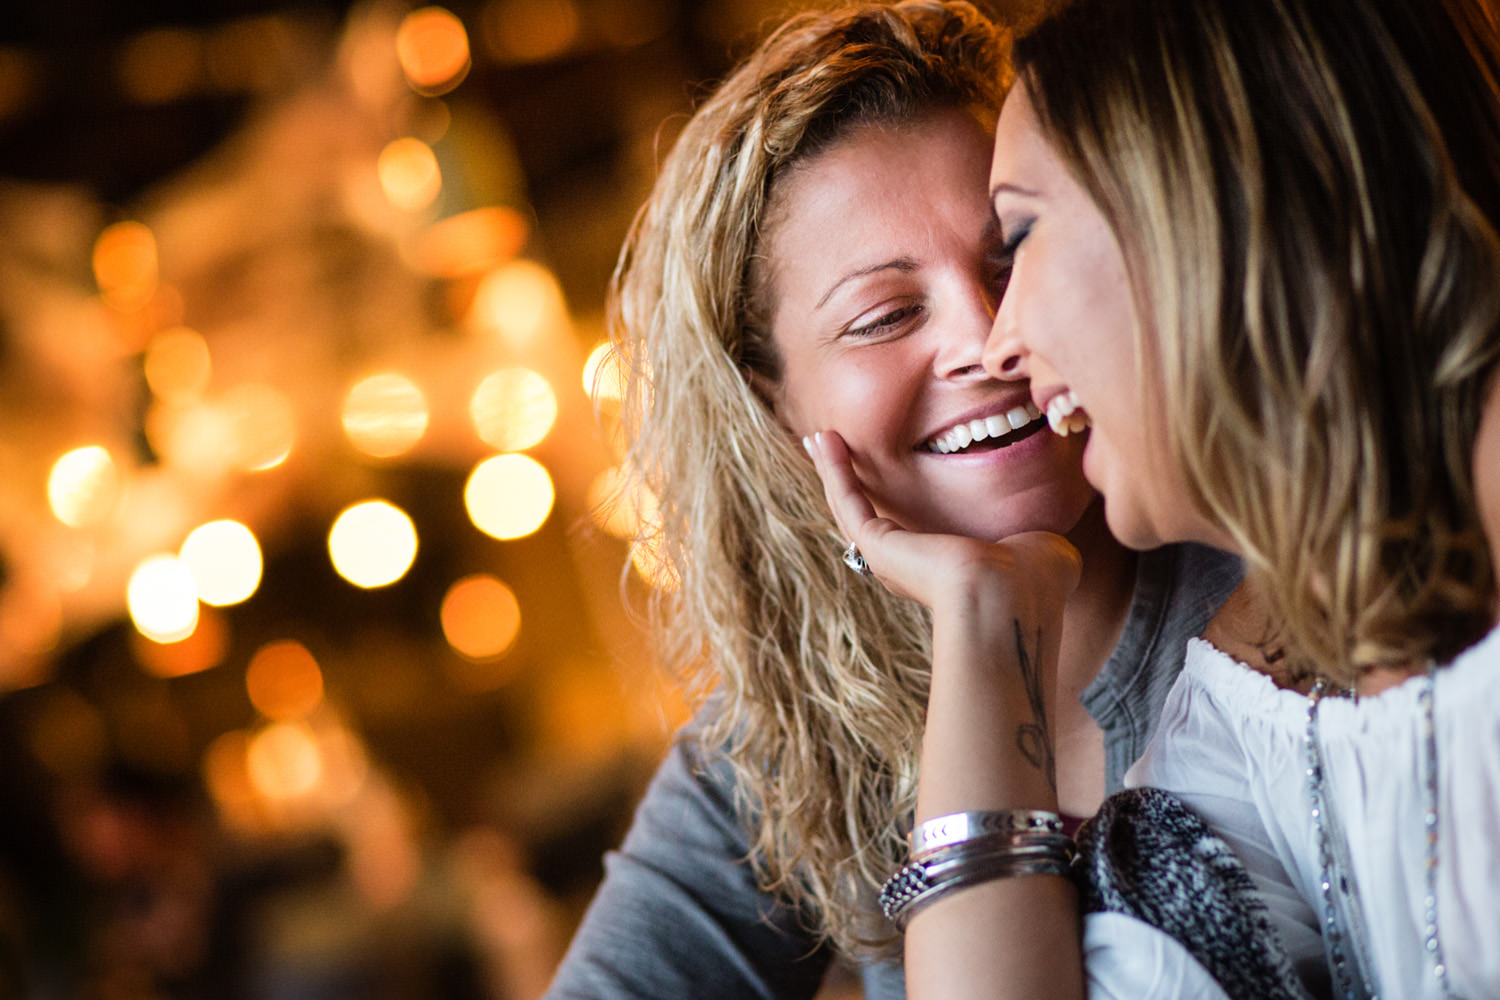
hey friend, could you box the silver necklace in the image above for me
[1305,665,1457,1000]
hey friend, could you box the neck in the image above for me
[1052,497,1137,815]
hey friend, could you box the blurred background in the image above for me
[0,0,1028,996]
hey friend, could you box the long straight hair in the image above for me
[1014,0,1500,685]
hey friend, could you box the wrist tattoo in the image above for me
[1012,619,1057,794]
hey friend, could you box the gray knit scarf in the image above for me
[1073,787,1316,1000]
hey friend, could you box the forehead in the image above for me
[779,108,992,205]
[766,109,995,263]
[990,82,1052,189]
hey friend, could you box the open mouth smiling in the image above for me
[921,403,1046,454]
[1044,390,1091,436]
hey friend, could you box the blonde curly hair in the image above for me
[1014,0,1500,686]
[608,1,1008,957]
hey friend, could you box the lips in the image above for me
[922,402,1044,453]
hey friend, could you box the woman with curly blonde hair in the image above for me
[547,3,1240,998]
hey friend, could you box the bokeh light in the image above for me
[143,326,212,403]
[118,27,202,104]
[469,367,557,451]
[594,0,674,48]
[582,341,626,404]
[378,137,442,213]
[630,535,678,591]
[441,574,521,662]
[179,519,263,606]
[586,466,658,540]
[202,729,257,825]
[223,383,297,471]
[246,639,324,720]
[396,7,471,96]
[0,583,62,661]
[145,400,233,474]
[247,721,323,800]
[463,453,554,540]
[47,446,121,528]
[328,500,419,588]
[342,372,430,458]
[127,554,200,643]
[28,689,109,778]
[469,259,568,350]
[404,206,527,277]
[480,0,580,63]
[133,606,229,678]
[92,220,159,311]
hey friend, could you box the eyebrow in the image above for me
[815,258,918,310]
[989,181,1040,203]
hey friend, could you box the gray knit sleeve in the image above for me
[543,733,832,1000]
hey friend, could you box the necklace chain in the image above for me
[1305,666,1456,1000]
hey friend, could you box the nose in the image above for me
[982,288,1029,381]
[933,284,999,382]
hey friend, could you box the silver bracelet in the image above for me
[911,828,1074,865]
[908,809,1065,855]
[879,846,1074,930]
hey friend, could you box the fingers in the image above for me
[799,429,1082,611]
[803,431,879,543]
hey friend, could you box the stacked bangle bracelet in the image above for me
[879,809,1074,931]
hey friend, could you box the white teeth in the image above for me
[927,404,1046,453]
[1045,391,1091,437]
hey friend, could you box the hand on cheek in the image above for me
[802,430,1081,614]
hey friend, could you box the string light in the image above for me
[396,7,471,96]
[47,446,120,528]
[441,574,521,662]
[246,640,325,720]
[464,454,554,540]
[342,372,430,458]
[379,137,442,213]
[92,221,158,311]
[328,500,419,588]
[180,519,263,606]
[469,367,557,451]
[143,326,212,403]
[582,341,626,404]
[127,554,200,643]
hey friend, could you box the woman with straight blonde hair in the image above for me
[546,3,1242,997]
[813,0,1500,995]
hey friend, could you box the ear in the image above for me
[746,367,785,418]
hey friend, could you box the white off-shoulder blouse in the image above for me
[1122,625,1500,999]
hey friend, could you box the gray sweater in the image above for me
[546,543,1243,1000]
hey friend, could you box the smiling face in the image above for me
[983,83,1225,551]
[764,109,1097,541]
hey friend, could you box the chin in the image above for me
[1101,501,1166,552]
[967,495,1096,541]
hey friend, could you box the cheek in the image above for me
[778,350,907,444]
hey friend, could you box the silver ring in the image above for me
[842,541,872,577]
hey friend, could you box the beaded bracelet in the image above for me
[879,846,1073,930]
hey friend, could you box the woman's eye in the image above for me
[845,303,923,338]
[1000,218,1032,256]
[985,243,1014,294]
[983,216,1032,296]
